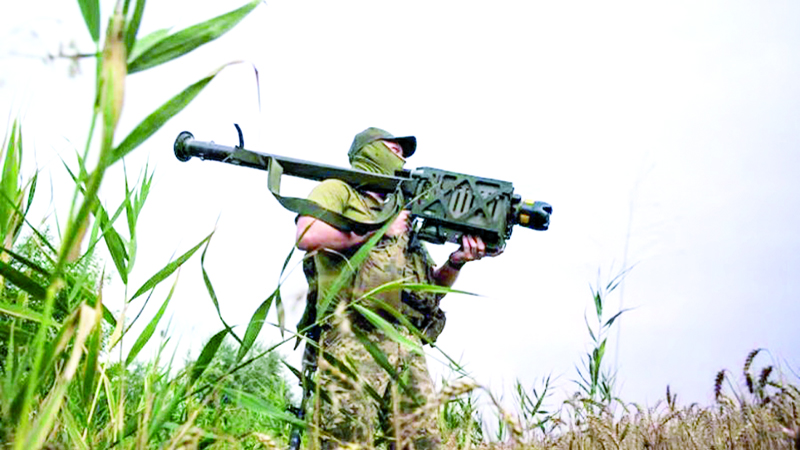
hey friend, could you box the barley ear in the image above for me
[714,370,726,402]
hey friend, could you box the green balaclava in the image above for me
[349,141,406,176]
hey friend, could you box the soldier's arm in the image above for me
[295,216,371,251]
[296,210,411,252]
[432,235,489,287]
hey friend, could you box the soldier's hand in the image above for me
[385,210,410,238]
[449,235,502,266]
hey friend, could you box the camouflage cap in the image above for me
[348,127,417,160]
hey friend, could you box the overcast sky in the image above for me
[2,0,799,419]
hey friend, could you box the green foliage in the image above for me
[0,0,262,447]
[439,379,484,448]
[574,269,632,413]
[192,338,296,444]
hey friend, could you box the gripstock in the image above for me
[174,129,552,250]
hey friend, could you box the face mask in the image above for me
[349,141,405,176]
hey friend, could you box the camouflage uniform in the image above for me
[317,325,440,450]
[298,129,446,450]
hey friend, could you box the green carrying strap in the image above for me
[235,149,402,234]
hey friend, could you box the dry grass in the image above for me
[454,350,800,450]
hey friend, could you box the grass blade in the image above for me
[603,307,633,329]
[82,279,104,404]
[363,281,477,299]
[200,235,240,344]
[316,215,395,319]
[112,64,238,164]
[236,291,276,363]
[97,206,129,283]
[352,327,397,379]
[60,405,90,450]
[351,304,422,355]
[77,0,100,42]
[125,275,178,366]
[128,28,170,63]
[129,232,212,302]
[0,120,20,236]
[224,387,306,428]
[0,301,47,323]
[124,0,147,55]
[190,328,227,385]
[22,303,99,449]
[1,246,50,277]
[0,260,47,299]
[275,288,285,337]
[127,0,259,74]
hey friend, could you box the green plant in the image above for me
[439,376,484,449]
[192,338,295,444]
[514,375,554,440]
[0,0,263,447]
[574,269,632,414]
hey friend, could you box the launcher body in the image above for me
[174,131,551,249]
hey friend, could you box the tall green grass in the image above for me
[0,0,267,447]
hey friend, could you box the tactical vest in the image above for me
[297,231,447,346]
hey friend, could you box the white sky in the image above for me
[2,0,799,419]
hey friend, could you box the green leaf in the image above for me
[275,288,285,338]
[317,215,395,319]
[23,304,98,450]
[351,304,422,355]
[125,275,178,366]
[124,0,147,55]
[125,162,154,273]
[0,119,21,239]
[603,308,632,330]
[59,150,131,274]
[236,291,275,363]
[1,246,50,278]
[77,0,100,43]
[352,328,396,379]
[148,383,187,441]
[97,206,129,284]
[127,0,260,74]
[100,309,116,335]
[584,312,596,344]
[593,291,603,321]
[127,28,170,63]
[224,387,306,428]
[112,65,230,164]
[82,319,102,404]
[0,301,47,323]
[0,260,47,299]
[23,172,37,219]
[282,360,302,382]
[60,406,90,450]
[200,237,240,343]
[360,281,477,300]
[129,232,212,302]
[190,328,227,384]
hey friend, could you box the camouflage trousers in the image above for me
[314,324,441,450]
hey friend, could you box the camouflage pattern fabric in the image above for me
[300,178,446,342]
[315,324,441,450]
[299,135,446,450]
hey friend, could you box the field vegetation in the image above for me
[1,1,798,449]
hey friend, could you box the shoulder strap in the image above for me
[264,154,401,233]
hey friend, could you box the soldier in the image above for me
[295,127,496,450]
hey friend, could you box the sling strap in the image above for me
[230,148,402,234]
